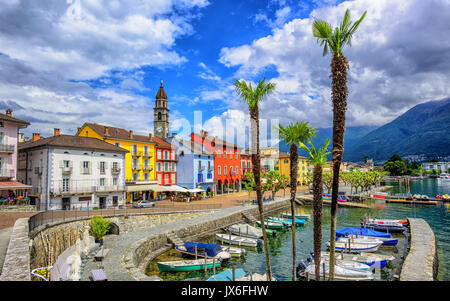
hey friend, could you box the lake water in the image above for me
[146,178,450,281]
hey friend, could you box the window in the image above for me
[236,166,238,175]
[217,150,220,158]
[143,173,149,180]
[198,160,202,171]
[224,166,227,175]
[113,162,119,169]
[208,161,211,171]
[224,151,226,158]
[164,150,168,160]
[133,173,139,181]
[235,153,238,159]
[158,112,162,120]
[113,177,118,186]
[229,152,232,159]
[143,146,149,156]
[132,158,138,169]
[100,161,105,173]
[157,163,161,172]
[132,144,137,155]
[83,161,89,169]
[144,159,149,169]
[99,178,105,186]
[63,160,70,168]
[218,166,221,175]
[62,178,69,192]
[164,162,169,172]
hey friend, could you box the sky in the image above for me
[1,0,450,147]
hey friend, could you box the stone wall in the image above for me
[0,218,31,281]
[400,218,438,281]
[28,211,209,272]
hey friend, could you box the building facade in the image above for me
[17,132,127,211]
[76,123,157,202]
[191,130,242,194]
[421,162,450,173]
[274,152,309,184]
[152,136,177,186]
[167,136,215,194]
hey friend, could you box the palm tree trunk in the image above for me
[250,106,272,281]
[312,164,324,280]
[329,52,349,281]
[289,143,298,281]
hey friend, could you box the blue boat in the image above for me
[206,268,246,281]
[175,242,231,260]
[336,227,392,238]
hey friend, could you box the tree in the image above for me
[243,172,256,204]
[276,121,317,281]
[384,160,407,176]
[302,138,331,280]
[312,8,366,280]
[234,78,276,280]
[322,172,333,193]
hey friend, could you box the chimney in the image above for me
[32,133,41,141]
[54,128,60,136]
[77,127,81,132]
[5,109,12,116]
[149,133,152,140]
[129,130,133,139]
[105,126,109,136]
[18,133,24,143]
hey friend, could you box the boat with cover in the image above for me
[228,223,263,239]
[362,221,406,233]
[216,233,262,247]
[206,268,246,281]
[175,242,231,260]
[366,218,408,225]
[157,259,221,272]
[256,220,286,230]
[338,234,398,246]
[327,241,382,253]
[297,259,373,281]
[266,217,306,226]
[320,251,394,268]
[336,227,392,238]
[280,212,311,220]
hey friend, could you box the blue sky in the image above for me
[0,0,449,146]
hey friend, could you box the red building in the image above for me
[152,136,177,186]
[191,130,242,194]
[241,149,252,176]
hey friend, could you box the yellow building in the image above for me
[274,152,309,184]
[76,123,158,202]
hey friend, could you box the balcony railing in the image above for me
[111,167,121,174]
[34,167,43,175]
[143,152,152,158]
[132,151,142,157]
[132,165,142,170]
[0,169,14,178]
[143,166,153,171]
[62,167,72,175]
[0,144,14,153]
[50,185,126,195]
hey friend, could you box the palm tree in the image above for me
[277,122,317,281]
[234,78,276,281]
[312,8,366,280]
[302,138,331,280]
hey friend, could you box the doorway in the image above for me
[62,198,71,210]
[99,197,107,209]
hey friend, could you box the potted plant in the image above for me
[89,216,111,246]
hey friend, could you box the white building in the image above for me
[17,130,128,211]
[421,162,450,173]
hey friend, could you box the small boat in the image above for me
[362,220,406,233]
[236,273,277,281]
[338,234,398,246]
[438,173,450,180]
[297,260,373,281]
[254,226,277,236]
[280,212,311,220]
[256,220,286,230]
[228,223,263,239]
[320,251,394,269]
[157,259,221,272]
[327,241,382,253]
[266,217,305,226]
[220,245,246,257]
[336,227,392,238]
[207,268,246,281]
[176,242,231,260]
[215,233,262,247]
[366,218,408,225]
[317,258,372,271]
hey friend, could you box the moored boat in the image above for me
[157,259,221,272]
[327,241,382,253]
[175,242,231,260]
[228,223,263,239]
[256,220,286,230]
[280,212,311,220]
[215,233,262,247]
[338,234,398,246]
[297,260,374,281]
[336,227,392,238]
[266,217,305,226]
[220,245,246,257]
[320,251,394,268]
[206,268,246,281]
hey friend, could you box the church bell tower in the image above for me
[153,81,170,139]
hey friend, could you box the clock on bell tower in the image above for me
[153,80,170,139]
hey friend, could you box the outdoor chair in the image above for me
[90,269,108,281]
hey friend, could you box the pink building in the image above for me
[0,109,31,199]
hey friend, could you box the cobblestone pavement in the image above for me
[79,197,293,281]
[0,226,13,274]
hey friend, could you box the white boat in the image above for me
[439,173,450,180]
[280,212,311,220]
[216,233,261,247]
[236,273,277,281]
[337,236,384,245]
[298,263,374,281]
[327,241,382,253]
[228,223,263,239]
[320,251,395,268]
[316,258,372,271]
[220,245,246,257]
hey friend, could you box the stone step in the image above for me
[241,212,257,224]
[166,232,184,247]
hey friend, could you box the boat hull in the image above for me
[216,234,261,247]
[157,260,221,272]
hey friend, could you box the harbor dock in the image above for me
[295,195,373,209]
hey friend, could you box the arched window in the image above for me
[158,112,162,120]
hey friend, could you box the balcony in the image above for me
[0,144,14,153]
[132,164,142,171]
[62,167,72,175]
[34,167,43,175]
[143,165,153,171]
[132,151,142,157]
[198,166,205,172]
[143,152,152,158]
[50,184,126,196]
[81,167,91,175]
[111,167,121,175]
[0,169,14,178]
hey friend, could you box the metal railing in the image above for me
[28,202,223,233]
[0,144,14,153]
[50,185,126,195]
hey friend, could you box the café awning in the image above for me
[126,184,168,193]
[188,188,205,193]
[0,181,32,190]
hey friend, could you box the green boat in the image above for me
[256,220,286,230]
[254,225,278,236]
[157,259,221,272]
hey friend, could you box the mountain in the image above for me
[279,125,377,158]
[344,98,450,163]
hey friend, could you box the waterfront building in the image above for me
[152,135,177,186]
[191,130,242,194]
[0,109,32,198]
[76,123,158,202]
[166,136,214,194]
[422,162,450,173]
[241,149,252,176]
[260,146,279,172]
[274,152,309,184]
[17,130,127,211]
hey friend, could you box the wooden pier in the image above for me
[295,195,373,209]
[385,199,437,206]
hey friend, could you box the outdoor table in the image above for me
[94,249,110,261]
[90,269,107,281]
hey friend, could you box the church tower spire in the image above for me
[154,80,170,139]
